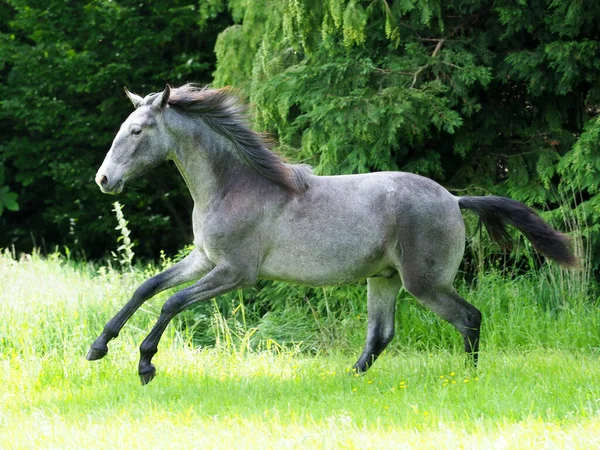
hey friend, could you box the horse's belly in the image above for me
[258,243,392,286]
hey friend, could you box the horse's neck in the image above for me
[169,132,258,212]
[170,151,213,210]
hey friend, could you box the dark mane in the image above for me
[161,84,312,193]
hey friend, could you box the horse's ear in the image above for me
[158,84,171,109]
[150,85,171,110]
[124,88,143,109]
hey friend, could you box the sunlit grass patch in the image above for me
[2,346,600,449]
[1,251,600,448]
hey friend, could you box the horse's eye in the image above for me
[131,127,142,136]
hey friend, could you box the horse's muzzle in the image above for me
[95,173,124,194]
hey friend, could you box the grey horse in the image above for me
[89,84,576,385]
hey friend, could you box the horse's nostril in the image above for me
[96,174,109,188]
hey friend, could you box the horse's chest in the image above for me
[192,221,223,257]
[193,211,255,263]
[191,207,205,248]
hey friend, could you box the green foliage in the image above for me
[0,0,231,257]
[214,0,600,268]
[0,164,18,215]
[557,116,600,262]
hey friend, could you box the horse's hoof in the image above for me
[139,365,156,385]
[86,344,108,361]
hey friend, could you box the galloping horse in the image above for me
[89,84,576,384]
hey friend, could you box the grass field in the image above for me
[1,251,599,448]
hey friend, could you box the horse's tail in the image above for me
[458,196,578,267]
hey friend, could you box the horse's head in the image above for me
[95,86,172,194]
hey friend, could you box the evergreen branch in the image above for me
[373,67,415,76]
[431,39,445,58]
[411,39,445,88]
[441,61,463,70]
[411,66,427,88]
[495,150,540,158]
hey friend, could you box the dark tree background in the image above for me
[0,0,231,258]
[1,0,599,268]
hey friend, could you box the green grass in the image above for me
[1,251,599,448]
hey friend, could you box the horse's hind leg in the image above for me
[353,274,402,373]
[397,203,482,365]
[402,269,482,365]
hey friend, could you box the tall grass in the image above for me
[1,249,600,448]
[1,244,597,370]
[183,256,598,358]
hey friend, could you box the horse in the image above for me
[88,84,577,385]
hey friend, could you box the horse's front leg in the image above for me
[87,249,213,361]
[138,263,251,385]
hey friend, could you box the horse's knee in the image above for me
[161,287,196,316]
[160,294,184,316]
[134,276,163,300]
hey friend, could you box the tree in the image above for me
[2,0,598,270]
[0,0,231,257]
[213,0,600,268]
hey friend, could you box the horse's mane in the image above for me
[149,84,312,193]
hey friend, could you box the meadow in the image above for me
[1,249,599,449]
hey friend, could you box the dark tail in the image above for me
[458,196,578,267]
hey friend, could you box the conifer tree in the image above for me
[213,0,600,267]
